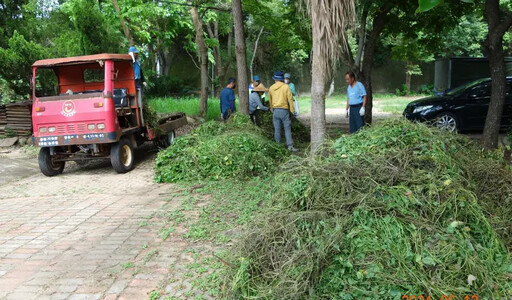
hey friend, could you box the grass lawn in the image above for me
[296,93,426,115]
[148,93,428,119]
[148,96,223,121]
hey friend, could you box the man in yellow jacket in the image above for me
[269,71,298,152]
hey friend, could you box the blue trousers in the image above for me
[349,104,364,133]
[273,108,294,147]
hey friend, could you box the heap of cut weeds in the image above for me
[259,111,311,145]
[154,114,289,182]
[229,119,512,299]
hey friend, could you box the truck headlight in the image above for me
[413,105,433,114]
[87,124,95,130]
[97,123,105,130]
[39,127,47,133]
[48,127,56,133]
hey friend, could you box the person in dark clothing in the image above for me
[220,77,237,120]
[249,83,269,126]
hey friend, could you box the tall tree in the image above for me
[482,0,512,148]
[112,0,133,45]
[190,5,209,119]
[307,0,355,152]
[232,0,249,115]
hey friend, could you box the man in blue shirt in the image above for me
[220,77,237,120]
[345,71,367,133]
[128,46,146,90]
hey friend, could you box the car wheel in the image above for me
[110,138,135,173]
[38,147,65,177]
[435,112,458,132]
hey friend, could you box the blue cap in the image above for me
[253,75,260,81]
[128,46,139,53]
[284,73,291,79]
[272,71,284,81]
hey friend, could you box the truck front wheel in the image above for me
[38,147,65,177]
[110,138,134,173]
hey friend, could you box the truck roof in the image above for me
[33,54,133,67]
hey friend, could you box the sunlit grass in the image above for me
[148,96,224,121]
[295,93,426,115]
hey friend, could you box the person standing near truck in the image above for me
[344,71,367,133]
[128,46,147,90]
[220,77,237,120]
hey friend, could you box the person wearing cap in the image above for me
[220,77,237,120]
[284,73,296,97]
[249,75,260,92]
[249,83,269,126]
[249,75,266,105]
[269,71,297,152]
[128,46,146,90]
[344,71,367,133]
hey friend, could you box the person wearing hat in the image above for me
[249,83,269,126]
[128,46,146,90]
[249,75,266,105]
[284,73,296,97]
[269,71,298,152]
[220,77,237,120]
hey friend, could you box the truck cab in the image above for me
[32,54,186,176]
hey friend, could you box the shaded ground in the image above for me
[0,134,217,299]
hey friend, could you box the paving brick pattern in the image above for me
[0,156,203,299]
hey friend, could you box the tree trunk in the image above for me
[327,78,335,97]
[405,62,412,96]
[310,13,326,153]
[232,0,249,114]
[190,6,209,119]
[482,0,512,149]
[250,26,264,79]
[207,21,224,95]
[112,0,133,45]
[361,6,390,124]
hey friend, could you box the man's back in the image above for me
[269,82,294,113]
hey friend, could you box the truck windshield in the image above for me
[35,68,59,97]
[35,65,105,99]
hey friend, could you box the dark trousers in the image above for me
[349,104,364,133]
[250,110,263,126]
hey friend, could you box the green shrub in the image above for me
[154,114,289,182]
[228,119,512,299]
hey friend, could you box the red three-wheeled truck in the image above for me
[31,54,187,176]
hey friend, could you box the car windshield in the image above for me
[446,78,489,96]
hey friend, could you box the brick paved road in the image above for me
[0,152,188,300]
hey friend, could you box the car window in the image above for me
[446,78,489,96]
[468,82,491,98]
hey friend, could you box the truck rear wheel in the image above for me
[38,147,65,177]
[159,130,175,148]
[110,138,134,173]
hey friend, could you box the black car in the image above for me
[403,77,512,132]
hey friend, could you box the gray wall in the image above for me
[168,58,435,96]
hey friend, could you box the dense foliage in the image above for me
[154,114,290,182]
[228,119,512,299]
